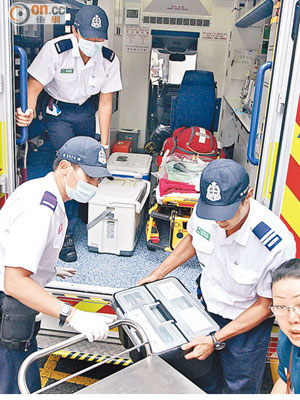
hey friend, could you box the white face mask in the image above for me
[78,37,103,58]
[65,167,98,203]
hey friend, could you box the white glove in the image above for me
[56,267,77,279]
[67,309,116,342]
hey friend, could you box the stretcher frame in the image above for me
[146,195,198,252]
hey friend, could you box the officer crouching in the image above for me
[0,137,114,394]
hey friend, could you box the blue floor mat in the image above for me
[27,141,54,180]
[56,218,200,293]
[27,142,200,294]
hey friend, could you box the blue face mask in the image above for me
[78,37,103,58]
[65,167,98,203]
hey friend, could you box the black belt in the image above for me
[51,94,98,108]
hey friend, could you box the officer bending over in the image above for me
[271,258,300,394]
[16,5,122,263]
[0,137,114,394]
[139,159,296,394]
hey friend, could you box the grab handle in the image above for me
[247,61,272,165]
[18,319,152,394]
[14,45,28,145]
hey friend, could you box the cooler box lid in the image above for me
[112,277,219,354]
[107,153,152,176]
[89,177,150,213]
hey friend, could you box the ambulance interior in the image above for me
[8,0,277,291]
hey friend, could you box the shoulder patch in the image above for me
[40,191,57,212]
[54,39,73,54]
[252,221,282,251]
[102,46,115,62]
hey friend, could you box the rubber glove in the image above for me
[67,309,116,342]
[56,267,77,279]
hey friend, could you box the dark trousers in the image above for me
[192,309,274,394]
[0,336,41,394]
[0,292,41,394]
[46,97,97,235]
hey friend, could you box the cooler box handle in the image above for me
[135,180,150,213]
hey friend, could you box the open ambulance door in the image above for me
[254,0,300,256]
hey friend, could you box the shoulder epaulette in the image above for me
[102,46,115,62]
[40,191,57,212]
[54,39,73,54]
[252,221,282,251]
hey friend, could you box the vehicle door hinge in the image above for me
[0,174,7,194]
[0,74,4,93]
[277,92,285,113]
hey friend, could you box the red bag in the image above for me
[157,126,225,166]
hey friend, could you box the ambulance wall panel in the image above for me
[97,0,121,134]
[196,1,233,98]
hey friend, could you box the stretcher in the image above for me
[146,154,206,252]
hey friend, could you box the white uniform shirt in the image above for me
[28,34,122,105]
[187,198,296,319]
[0,173,67,290]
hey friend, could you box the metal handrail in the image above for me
[14,45,28,145]
[247,61,272,165]
[18,319,152,394]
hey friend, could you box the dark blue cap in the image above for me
[196,159,249,221]
[56,136,113,179]
[74,5,108,40]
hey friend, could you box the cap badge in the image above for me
[206,181,221,202]
[91,15,102,28]
[98,148,106,165]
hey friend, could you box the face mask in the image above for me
[65,167,98,203]
[78,37,103,58]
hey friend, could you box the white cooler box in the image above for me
[107,153,152,180]
[88,177,150,255]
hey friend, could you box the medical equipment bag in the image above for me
[156,126,225,166]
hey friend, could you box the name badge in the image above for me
[60,68,74,74]
[196,226,211,241]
